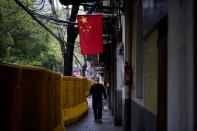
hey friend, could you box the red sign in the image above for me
[77,15,103,55]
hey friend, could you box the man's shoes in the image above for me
[94,119,103,123]
[97,119,102,123]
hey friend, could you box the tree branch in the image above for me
[14,0,59,40]
[49,0,65,55]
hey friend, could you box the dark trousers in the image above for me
[92,99,102,120]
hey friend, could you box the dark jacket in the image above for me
[89,83,107,101]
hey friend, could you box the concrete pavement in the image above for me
[67,97,122,131]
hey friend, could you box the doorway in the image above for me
[157,16,167,131]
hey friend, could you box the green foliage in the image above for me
[0,0,63,72]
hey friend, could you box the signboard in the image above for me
[59,0,99,5]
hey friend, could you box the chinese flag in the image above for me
[77,15,103,55]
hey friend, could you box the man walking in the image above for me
[89,78,107,122]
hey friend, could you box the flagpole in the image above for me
[97,53,100,64]
[97,53,100,79]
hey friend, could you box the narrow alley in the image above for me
[0,0,196,131]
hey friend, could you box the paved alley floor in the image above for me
[67,97,122,131]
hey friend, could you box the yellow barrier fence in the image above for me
[0,62,65,131]
[0,61,93,130]
[61,76,90,126]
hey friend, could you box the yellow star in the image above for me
[81,16,87,24]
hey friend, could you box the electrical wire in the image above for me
[28,0,45,6]
[14,0,81,48]
[32,11,78,25]
[13,0,123,70]
[16,0,78,26]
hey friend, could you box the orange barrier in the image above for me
[0,61,93,130]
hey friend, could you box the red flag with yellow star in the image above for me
[77,15,103,55]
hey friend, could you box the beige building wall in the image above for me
[143,30,158,115]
